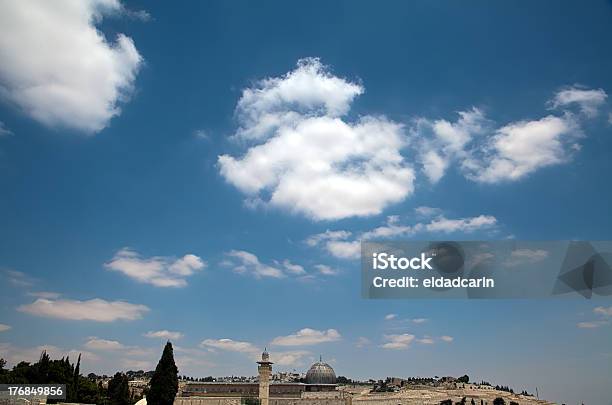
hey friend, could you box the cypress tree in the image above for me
[73,353,81,401]
[148,341,179,405]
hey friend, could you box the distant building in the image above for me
[180,351,337,399]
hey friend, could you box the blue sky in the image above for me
[1,1,612,404]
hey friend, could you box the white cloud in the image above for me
[84,337,125,351]
[307,212,497,259]
[282,260,306,275]
[268,350,310,367]
[18,297,149,322]
[314,264,338,276]
[27,291,61,299]
[325,240,361,260]
[380,334,415,350]
[0,0,143,133]
[411,87,605,185]
[384,314,397,320]
[425,215,497,233]
[594,306,612,317]
[2,269,37,287]
[105,248,206,287]
[503,249,549,267]
[417,337,435,344]
[271,328,341,346]
[0,121,13,136]
[194,129,209,139]
[219,58,415,221]
[0,324,11,332]
[200,338,258,353]
[361,215,417,239]
[413,108,490,183]
[463,115,579,183]
[305,230,352,247]
[412,318,428,324]
[440,335,454,343]
[414,206,442,218]
[235,57,363,140]
[355,337,371,348]
[144,330,184,340]
[122,8,151,22]
[577,321,607,329]
[549,86,607,117]
[224,250,285,279]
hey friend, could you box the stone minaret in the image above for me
[257,348,273,405]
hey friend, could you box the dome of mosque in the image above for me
[305,357,336,384]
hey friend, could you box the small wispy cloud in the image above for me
[314,264,339,276]
[307,211,498,260]
[355,337,371,348]
[0,121,13,136]
[105,248,206,287]
[549,85,608,117]
[380,334,415,350]
[223,250,285,279]
[2,269,38,287]
[84,337,126,351]
[194,129,209,139]
[144,330,184,340]
[27,291,61,299]
[18,297,149,322]
[200,338,258,353]
[503,249,549,267]
[594,306,612,316]
[417,337,435,344]
[577,321,608,329]
[271,328,341,346]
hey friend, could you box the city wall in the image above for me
[174,397,350,405]
[175,398,242,405]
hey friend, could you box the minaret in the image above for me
[257,348,273,405]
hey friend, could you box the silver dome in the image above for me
[305,359,336,384]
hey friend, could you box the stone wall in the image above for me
[270,398,349,405]
[174,397,242,405]
[174,397,350,405]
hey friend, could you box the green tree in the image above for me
[457,375,469,383]
[148,341,179,405]
[493,398,505,405]
[108,372,130,405]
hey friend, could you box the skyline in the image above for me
[1,1,612,405]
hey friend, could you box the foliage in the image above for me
[242,398,261,405]
[0,352,102,404]
[336,375,353,384]
[457,375,469,383]
[148,341,179,405]
[493,398,506,405]
[108,372,131,405]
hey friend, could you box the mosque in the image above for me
[180,349,338,401]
